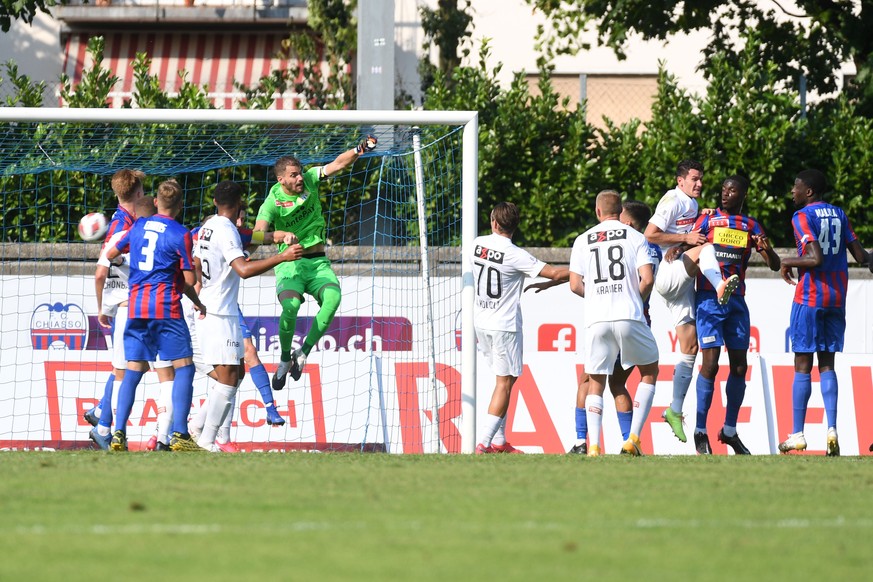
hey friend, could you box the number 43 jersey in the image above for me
[569,219,654,327]
[469,233,546,332]
[792,200,857,309]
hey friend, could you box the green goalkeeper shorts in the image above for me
[275,255,339,300]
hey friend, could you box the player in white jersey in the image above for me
[570,190,660,456]
[644,159,738,443]
[193,181,303,451]
[471,202,569,454]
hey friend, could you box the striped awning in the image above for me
[62,32,302,109]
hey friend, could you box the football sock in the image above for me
[479,413,502,447]
[575,406,588,440]
[722,425,737,437]
[698,245,724,290]
[217,392,237,443]
[302,284,341,355]
[156,380,174,445]
[492,417,507,446]
[97,372,115,416]
[190,396,208,435]
[791,372,812,434]
[113,369,145,433]
[198,383,235,448]
[97,379,120,429]
[724,372,746,429]
[585,394,604,449]
[630,382,656,438]
[820,370,838,429]
[617,410,633,441]
[695,375,715,432]
[248,363,274,407]
[671,353,696,413]
[171,364,196,436]
[278,295,303,360]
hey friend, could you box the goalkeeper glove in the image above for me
[355,135,377,154]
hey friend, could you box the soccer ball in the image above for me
[78,212,108,242]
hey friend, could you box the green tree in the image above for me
[527,0,873,115]
[0,0,55,33]
[418,0,473,97]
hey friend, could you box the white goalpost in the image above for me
[0,107,479,454]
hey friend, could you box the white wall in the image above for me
[0,11,62,104]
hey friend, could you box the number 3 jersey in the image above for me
[113,214,195,320]
[469,233,546,332]
[570,219,654,327]
[791,200,857,308]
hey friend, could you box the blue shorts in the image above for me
[790,303,845,353]
[124,318,193,362]
[238,308,252,339]
[695,290,750,350]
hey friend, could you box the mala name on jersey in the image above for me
[587,228,627,295]
[474,245,504,264]
[709,217,749,265]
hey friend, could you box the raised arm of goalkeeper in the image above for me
[322,135,378,178]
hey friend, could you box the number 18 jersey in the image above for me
[469,233,546,332]
[570,219,653,327]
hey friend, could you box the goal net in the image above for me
[0,108,478,453]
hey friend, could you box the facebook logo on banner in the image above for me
[538,324,576,352]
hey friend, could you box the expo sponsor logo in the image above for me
[587,229,627,244]
[537,324,576,352]
[474,245,505,264]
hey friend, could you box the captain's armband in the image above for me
[251,230,265,245]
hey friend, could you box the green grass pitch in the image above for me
[2,452,872,581]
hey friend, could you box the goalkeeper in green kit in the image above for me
[255,135,377,389]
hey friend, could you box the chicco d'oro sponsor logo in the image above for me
[587,229,628,244]
[537,324,576,352]
[474,245,504,264]
[31,302,88,350]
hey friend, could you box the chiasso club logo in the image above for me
[586,229,627,244]
[474,245,504,264]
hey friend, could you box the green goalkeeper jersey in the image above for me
[256,166,326,251]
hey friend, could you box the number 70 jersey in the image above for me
[569,219,654,327]
[469,233,546,333]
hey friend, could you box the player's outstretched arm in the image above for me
[637,263,654,301]
[94,265,111,329]
[781,239,823,284]
[525,265,570,293]
[569,271,585,298]
[847,240,870,270]
[230,243,304,280]
[753,233,781,272]
[182,269,206,318]
[323,135,377,178]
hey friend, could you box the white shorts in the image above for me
[194,313,244,366]
[584,320,659,375]
[475,328,523,378]
[110,308,128,370]
[654,258,696,327]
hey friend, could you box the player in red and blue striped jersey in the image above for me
[85,169,146,429]
[690,176,780,455]
[104,179,207,452]
[779,169,873,456]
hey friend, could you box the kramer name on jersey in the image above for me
[587,229,628,244]
[474,245,504,264]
